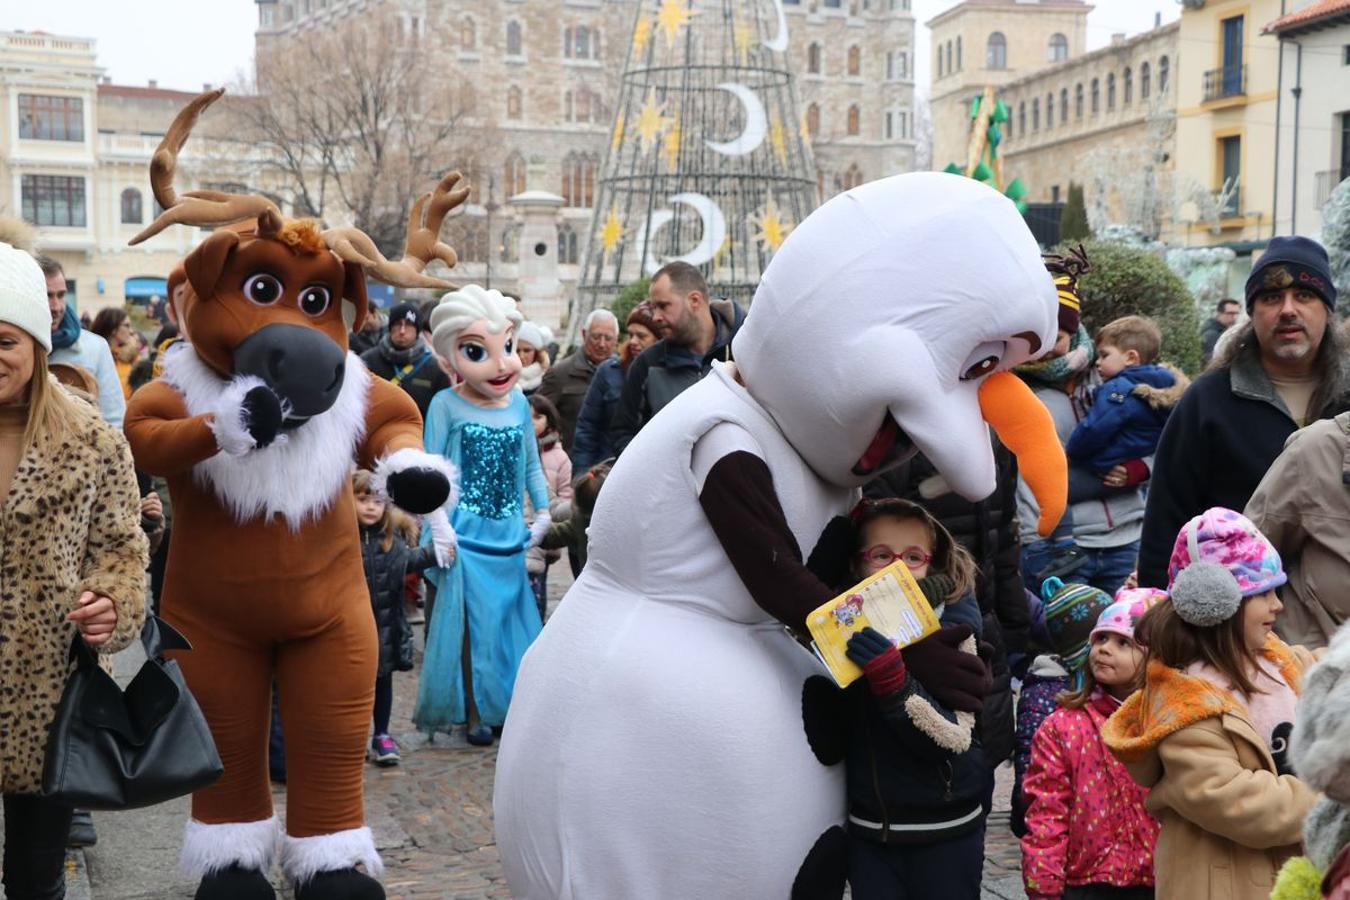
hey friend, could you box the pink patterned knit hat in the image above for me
[1166,507,1286,627]
[1090,588,1168,645]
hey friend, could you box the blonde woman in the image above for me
[0,241,148,898]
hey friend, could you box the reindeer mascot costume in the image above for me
[123,90,461,900]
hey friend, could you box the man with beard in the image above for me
[609,261,745,454]
[1138,236,1347,588]
[361,300,449,418]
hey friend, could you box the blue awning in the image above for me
[125,277,168,300]
[367,282,395,307]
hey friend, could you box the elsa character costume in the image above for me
[415,286,548,733]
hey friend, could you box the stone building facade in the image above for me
[255,0,918,326]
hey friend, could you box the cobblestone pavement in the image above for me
[32,565,1028,899]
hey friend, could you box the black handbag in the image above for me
[41,615,223,810]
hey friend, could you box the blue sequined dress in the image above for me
[414,388,548,732]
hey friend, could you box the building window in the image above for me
[461,16,476,50]
[1046,92,1054,128]
[1344,44,1350,65]
[1018,101,1026,136]
[1091,78,1100,114]
[1219,134,1241,217]
[1141,62,1151,98]
[898,110,909,138]
[1060,87,1068,124]
[1159,56,1170,93]
[807,103,820,137]
[847,104,860,136]
[504,152,526,196]
[565,25,595,59]
[1220,15,1244,78]
[956,36,962,70]
[18,94,84,141]
[885,112,893,140]
[842,164,864,190]
[944,41,952,76]
[986,32,1006,70]
[1075,83,1084,119]
[888,51,894,80]
[898,50,908,79]
[823,0,842,7]
[557,222,579,264]
[1107,73,1116,110]
[848,45,861,77]
[808,42,821,74]
[506,85,523,120]
[561,152,597,207]
[1048,33,1068,63]
[1052,184,1061,204]
[1124,67,1133,104]
[22,175,86,227]
[506,20,522,56]
[1032,98,1040,131]
[120,187,142,224]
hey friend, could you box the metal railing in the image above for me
[1315,169,1349,208]
[1203,64,1246,102]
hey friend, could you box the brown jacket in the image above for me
[0,385,148,793]
[1102,637,1319,900]
[1246,412,1350,649]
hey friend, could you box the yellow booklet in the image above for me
[805,561,941,688]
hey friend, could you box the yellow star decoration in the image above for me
[612,113,625,153]
[635,89,672,156]
[657,0,698,50]
[733,21,754,64]
[751,194,793,252]
[632,17,652,57]
[769,113,788,168]
[663,114,682,169]
[600,204,625,263]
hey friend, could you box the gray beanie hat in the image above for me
[0,242,52,353]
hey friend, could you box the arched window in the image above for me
[461,16,476,50]
[574,25,591,59]
[563,90,572,121]
[1158,56,1169,93]
[806,103,820,137]
[576,88,593,123]
[506,20,522,56]
[504,151,526,196]
[945,41,952,75]
[1060,87,1068,124]
[986,32,1006,70]
[557,223,579,264]
[1123,67,1133,104]
[1032,98,1039,131]
[1090,78,1100,114]
[1046,92,1054,128]
[1107,72,1116,110]
[842,164,864,190]
[120,187,142,224]
[560,152,598,207]
[956,36,962,70]
[1018,102,1026,136]
[847,45,861,76]
[1141,62,1151,98]
[847,104,860,136]
[506,85,523,120]
[1006,109,1013,140]
[1075,83,1084,119]
[937,44,944,78]
[808,42,821,74]
[1048,33,1068,63]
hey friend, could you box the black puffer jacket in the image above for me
[360,524,437,677]
[864,441,1025,767]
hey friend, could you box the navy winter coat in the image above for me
[360,524,437,678]
[1064,364,1186,471]
[570,357,625,472]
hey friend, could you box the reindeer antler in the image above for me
[321,171,469,290]
[129,88,284,246]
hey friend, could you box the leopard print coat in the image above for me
[0,387,148,793]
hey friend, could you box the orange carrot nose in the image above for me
[978,371,1067,537]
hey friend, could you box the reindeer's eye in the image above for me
[298,285,332,317]
[243,273,283,306]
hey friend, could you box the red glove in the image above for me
[846,628,907,696]
[1121,458,1150,487]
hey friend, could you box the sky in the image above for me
[7,1,1179,95]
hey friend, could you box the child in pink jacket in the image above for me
[1022,589,1164,900]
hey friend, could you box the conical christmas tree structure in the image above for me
[573,0,817,334]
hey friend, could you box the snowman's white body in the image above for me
[494,364,849,899]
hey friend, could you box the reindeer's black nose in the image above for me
[233,324,346,420]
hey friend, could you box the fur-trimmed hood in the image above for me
[1131,363,1190,411]
[1102,634,1304,777]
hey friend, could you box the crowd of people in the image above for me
[4,203,1350,900]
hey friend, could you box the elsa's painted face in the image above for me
[452,318,522,403]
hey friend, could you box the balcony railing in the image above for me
[1315,169,1349,208]
[1203,64,1246,102]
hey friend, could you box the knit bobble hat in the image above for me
[0,242,52,353]
[1042,577,1113,676]
[516,321,544,351]
[1167,507,1286,627]
[1091,588,1167,645]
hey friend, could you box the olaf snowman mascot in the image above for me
[495,172,1068,898]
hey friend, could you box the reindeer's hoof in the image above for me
[294,867,385,900]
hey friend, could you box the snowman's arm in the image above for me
[694,426,834,633]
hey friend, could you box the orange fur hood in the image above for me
[1102,634,1305,767]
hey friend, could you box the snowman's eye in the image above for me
[959,342,1006,381]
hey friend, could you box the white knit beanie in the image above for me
[0,242,52,352]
